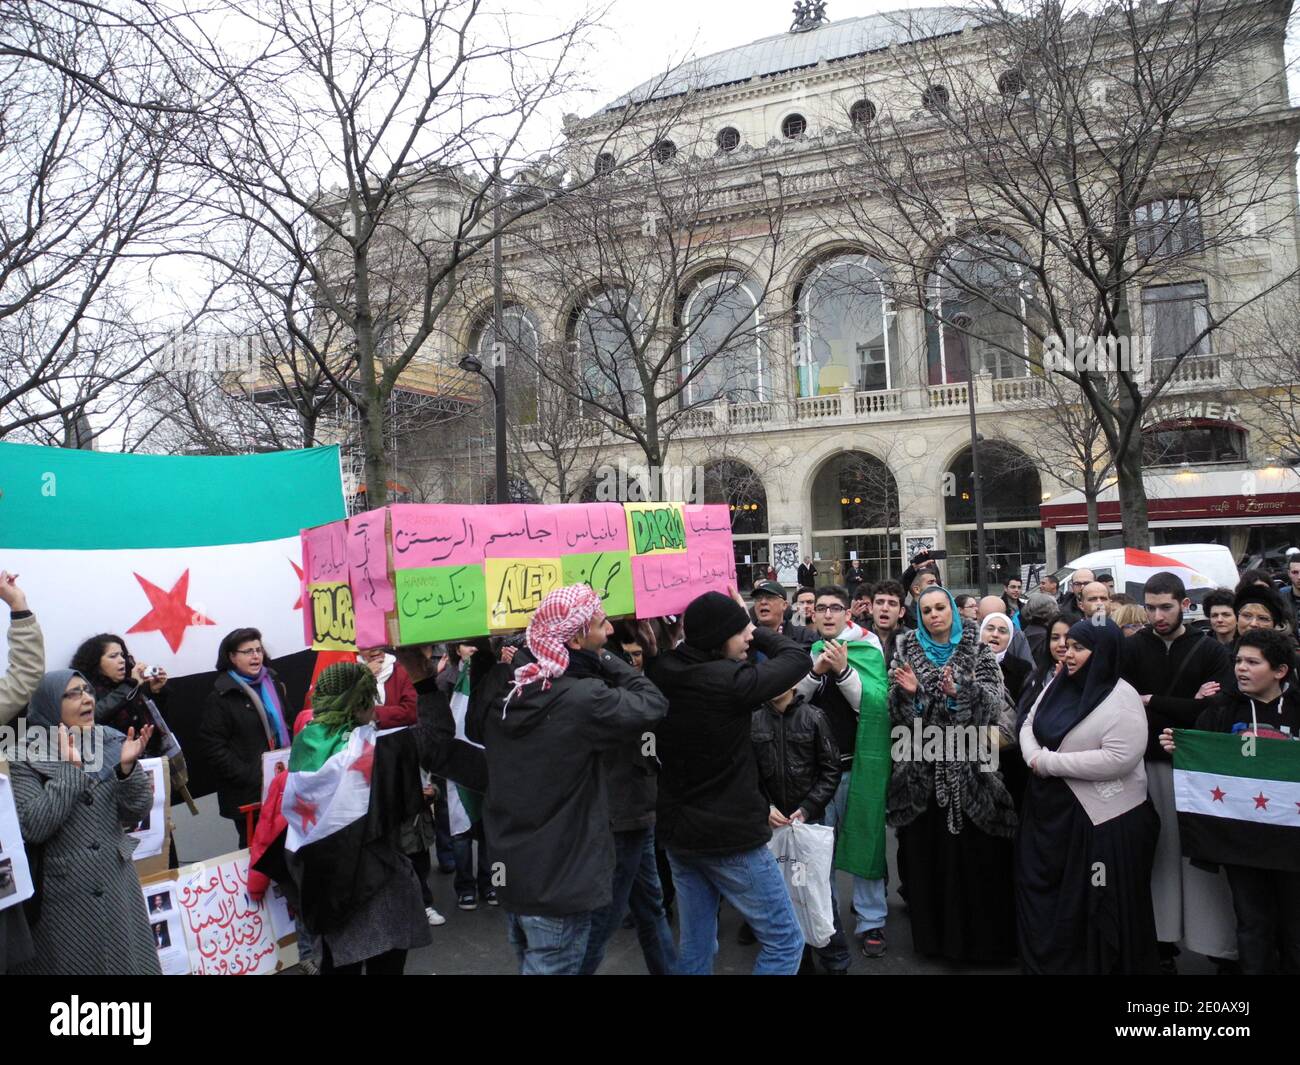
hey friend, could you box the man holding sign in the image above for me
[471,584,668,975]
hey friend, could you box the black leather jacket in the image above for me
[751,697,841,822]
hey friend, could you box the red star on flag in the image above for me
[1253,792,1270,810]
[348,740,375,785]
[1210,786,1226,803]
[126,570,215,653]
[290,559,305,611]
[291,794,319,834]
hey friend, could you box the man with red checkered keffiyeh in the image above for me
[470,583,670,974]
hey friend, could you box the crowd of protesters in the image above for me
[1,543,1298,977]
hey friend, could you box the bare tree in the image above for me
[825,0,1299,547]
[0,1,214,442]
[166,0,658,501]
[1229,296,1300,465]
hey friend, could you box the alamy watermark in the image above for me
[1044,330,1149,375]
[891,721,1002,773]
[592,458,705,503]
[156,332,262,377]
[0,722,104,772]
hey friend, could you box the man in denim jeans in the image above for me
[470,585,668,975]
[647,588,809,975]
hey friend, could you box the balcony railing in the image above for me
[517,355,1242,449]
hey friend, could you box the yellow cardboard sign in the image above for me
[485,558,562,630]
[624,501,687,556]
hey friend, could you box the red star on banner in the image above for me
[348,740,375,786]
[290,559,305,611]
[1253,792,1270,810]
[1210,786,1226,803]
[126,570,215,653]
[291,794,319,834]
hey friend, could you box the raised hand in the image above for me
[58,724,82,767]
[941,664,957,697]
[891,662,918,695]
[120,725,153,773]
[0,572,27,612]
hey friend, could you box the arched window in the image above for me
[652,139,677,164]
[810,451,900,583]
[570,288,645,416]
[922,84,950,112]
[849,99,876,128]
[703,460,767,535]
[1134,197,1202,259]
[469,305,541,425]
[1143,421,1246,466]
[716,127,740,152]
[925,238,1035,385]
[594,152,616,177]
[795,255,899,396]
[944,442,1040,525]
[997,69,1024,97]
[782,113,807,139]
[681,273,766,405]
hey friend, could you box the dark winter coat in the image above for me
[886,626,1017,838]
[646,627,810,856]
[470,647,667,916]
[1120,627,1234,761]
[751,698,840,821]
[10,758,160,975]
[196,669,291,818]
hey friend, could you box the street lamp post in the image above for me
[491,191,507,505]
[965,346,989,596]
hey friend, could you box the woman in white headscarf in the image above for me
[9,669,160,975]
[979,612,1032,704]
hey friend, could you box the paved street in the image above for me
[173,794,1215,976]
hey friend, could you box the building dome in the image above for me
[602,6,975,111]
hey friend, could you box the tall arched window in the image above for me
[703,459,767,534]
[470,305,541,424]
[570,288,645,416]
[943,442,1044,591]
[926,238,1035,385]
[681,273,766,405]
[810,451,900,583]
[795,255,899,396]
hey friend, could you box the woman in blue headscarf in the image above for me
[9,669,161,975]
[887,585,1018,963]
[1017,617,1159,974]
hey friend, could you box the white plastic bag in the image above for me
[767,821,836,948]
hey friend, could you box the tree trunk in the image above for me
[353,242,388,511]
[1085,466,1101,552]
[1111,291,1151,548]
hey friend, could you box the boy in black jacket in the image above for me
[1160,629,1300,973]
[751,686,841,973]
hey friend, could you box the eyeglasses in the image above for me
[1121,623,1143,634]
[233,647,264,656]
[62,685,94,700]
[813,604,846,615]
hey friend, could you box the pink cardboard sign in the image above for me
[390,504,486,569]
[347,508,392,648]
[554,503,629,554]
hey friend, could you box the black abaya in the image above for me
[897,795,1017,964]
[1015,775,1160,974]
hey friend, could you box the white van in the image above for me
[1054,543,1239,620]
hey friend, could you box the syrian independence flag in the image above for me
[0,442,345,677]
[271,720,423,932]
[1115,548,1216,598]
[812,629,890,880]
[1173,729,1300,873]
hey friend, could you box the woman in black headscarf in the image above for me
[1015,618,1160,974]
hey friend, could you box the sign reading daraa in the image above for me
[300,501,736,648]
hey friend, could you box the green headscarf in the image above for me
[290,662,378,772]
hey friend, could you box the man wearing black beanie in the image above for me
[645,586,811,975]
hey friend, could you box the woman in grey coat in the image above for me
[10,669,161,976]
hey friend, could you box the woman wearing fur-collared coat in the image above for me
[10,670,161,976]
[887,587,1018,964]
